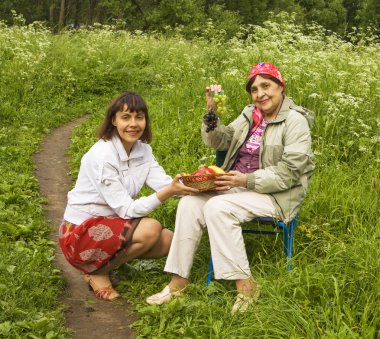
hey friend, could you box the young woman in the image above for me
[59,91,199,301]
[147,62,315,314]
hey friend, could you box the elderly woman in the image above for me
[147,62,315,314]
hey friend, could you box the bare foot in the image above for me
[168,274,189,291]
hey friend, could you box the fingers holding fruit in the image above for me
[173,174,200,195]
[213,182,232,191]
[214,170,248,189]
[205,84,222,110]
[209,84,227,114]
[205,86,217,111]
[205,84,226,113]
[204,84,227,133]
[210,84,222,93]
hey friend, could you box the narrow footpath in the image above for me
[33,116,136,339]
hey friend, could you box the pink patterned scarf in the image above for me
[251,106,263,132]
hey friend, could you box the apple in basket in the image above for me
[191,165,225,176]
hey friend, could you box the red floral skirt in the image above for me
[59,216,140,274]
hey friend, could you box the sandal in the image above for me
[146,285,184,305]
[231,285,260,315]
[84,274,120,301]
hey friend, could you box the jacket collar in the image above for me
[273,95,292,123]
[241,97,291,126]
[275,95,314,128]
[242,104,254,126]
[111,134,145,161]
[241,95,300,125]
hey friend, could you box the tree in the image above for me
[58,0,65,28]
[356,0,380,32]
[343,0,360,29]
[223,0,302,26]
[297,0,347,33]
[0,0,54,24]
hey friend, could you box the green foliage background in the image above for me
[1,0,380,37]
[0,14,379,338]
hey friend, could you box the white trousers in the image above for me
[164,188,277,280]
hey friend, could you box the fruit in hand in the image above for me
[211,89,227,116]
[204,111,218,133]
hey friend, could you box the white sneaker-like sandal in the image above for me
[146,285,183,305]
[231,293,254,315]
[231,286,260,315]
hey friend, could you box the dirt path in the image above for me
[33,116,136,338]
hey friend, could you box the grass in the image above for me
[0,15,379,338]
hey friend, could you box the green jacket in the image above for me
[201,95,315,222]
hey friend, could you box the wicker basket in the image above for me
[181,173,229,191]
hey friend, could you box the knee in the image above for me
[160,229,173,256]
[178,195,204,212]
[204,197,225,220]
[140,219,162,247]
[177,195,207,229]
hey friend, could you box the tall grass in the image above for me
[0,15,379,337]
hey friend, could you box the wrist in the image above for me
[205,109,217,116]
[246,174,254,190]
[156,185,173,202]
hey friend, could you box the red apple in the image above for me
[192,166,214,175]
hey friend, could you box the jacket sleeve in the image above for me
[94,160,162,219]
[201,114,246,150]
[145,155,173,192]
[201,122,233,150]
[246,112,312,193]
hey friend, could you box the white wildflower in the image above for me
[309,93,321,99]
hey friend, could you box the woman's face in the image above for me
[112,104,146,154]
[250,75,284,118]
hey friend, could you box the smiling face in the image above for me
[250,75,284,120]
[112,105,146,154]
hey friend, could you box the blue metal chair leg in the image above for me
[279,221,291,270]
[278,216,298,271]
[287,218,298,270]
[206,257,213,287]
[285,226,292,271]
[287,234,294,270]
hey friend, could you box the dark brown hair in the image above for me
[97,91,152,143]
[246,73,284,93]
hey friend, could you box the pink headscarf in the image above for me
[246,62,285,93]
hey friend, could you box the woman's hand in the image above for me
[204,84,222,133]
[156,174,200,202]
[214,171,248,190]
[205,84,222,111]
[171,174,200,196]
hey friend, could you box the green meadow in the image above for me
[0,16,379,338]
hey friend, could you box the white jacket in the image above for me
[64,135,172,225]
